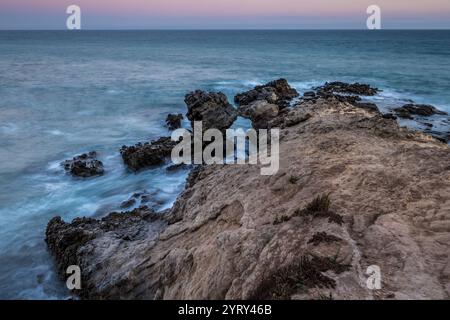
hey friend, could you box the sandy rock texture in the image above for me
[47,98,450,300]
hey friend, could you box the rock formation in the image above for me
[62,151,104,178]
[394,104,447,119]
[185,90,237,132]
[47,97,450,300]
[234,78,299,109]
[120,137,177,171]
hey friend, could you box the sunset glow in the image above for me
[1,0,450,29]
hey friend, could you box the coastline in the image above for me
[45,82,450,299]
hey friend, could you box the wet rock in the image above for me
[234,78,299,108]
[394,104,447,119]
[120,198,136,209]
[62,151,104,178]
[184,90,237,132]
[165,114,183,130]
[319,81,379,96]
[120,137,177,171]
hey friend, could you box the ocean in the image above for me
[0,30,449,299]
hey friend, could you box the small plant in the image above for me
[295,194,344,225]
[305,194,331,213]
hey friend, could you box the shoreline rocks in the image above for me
[46,97,450,300]
[120,137,177,171]
[62,151,104,178]
[185,90,237,132]
[234,78,299,109]
[394,103,447,119]
[318,81,379,96]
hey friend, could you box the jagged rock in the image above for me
[382,113,397,120]
[238,100,279,129]
[165,114,183,130]
[62,151,104,178]
[318,81,379,96]
[394,104,447,119]
[184,90,237,132]
[234,79,299,108]
[120,137,177,171]
[353,102,380,114]
[45,206,164,293]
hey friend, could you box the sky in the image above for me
[1,0,450,29]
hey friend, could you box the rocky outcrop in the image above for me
[120,137,177,171]
[185,90,237,132]
[234,79,299,108]
[47,98,450,300]
[45,206,165,297]
[165,114,183,130]
[318,81,379,96]
[237,100,279,129]
[62,151,104,178]
[394,104,447,119]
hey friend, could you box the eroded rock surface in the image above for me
[234,79,299,108]
[47,99,450,300]
[120,137,177,171]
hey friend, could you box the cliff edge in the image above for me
[46,97,450,299]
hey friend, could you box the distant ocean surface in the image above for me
[0,30,449,299]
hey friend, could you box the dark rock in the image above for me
[354,102,380,114]
[45,206,162,284]
[165,114,183,130]
[303,91,316,98]
[394,104,447,119]
[234,79,299,108]
[184,90,237,132]
[120,198,136,209]
[120,137,177,171]
[62,151,104,178]
[382,113,398,120]
[319,81,379,96]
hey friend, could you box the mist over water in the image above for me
[0,30,449,299]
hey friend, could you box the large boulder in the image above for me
[120,137,177,171]
[238,100,279,129]
[62,151,104,178]
[234,79,299,108]
[184,90,237,132]
[394,104,447,119]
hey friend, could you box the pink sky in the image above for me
[1,0,450,29]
